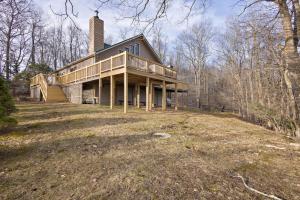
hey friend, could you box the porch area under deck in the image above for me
[80,72,181,113]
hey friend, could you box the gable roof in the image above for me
[96,34,162,64]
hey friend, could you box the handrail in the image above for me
[30,73,48,100]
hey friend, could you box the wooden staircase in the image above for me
[31,74,68,103]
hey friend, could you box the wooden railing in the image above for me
[31,52,177,86]
[30,73,48,100]
[127,53,177,79]
[57,53,126,84]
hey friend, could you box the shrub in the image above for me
[0,76,17,133]
[249,103,298,136]
[0,116,17,133]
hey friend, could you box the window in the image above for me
[119,49,123,53]
[122,44,139,55]
[134,43,140,56]
[130,45,134,54]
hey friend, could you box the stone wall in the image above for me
[62,83,82,104]
[30,86,41,101]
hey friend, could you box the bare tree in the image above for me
[28,7,43,66]
[151,25,168,64]
[0,0,33,80]
[51,0,209,32]
[237,0,300,136]
[177,21,213,108]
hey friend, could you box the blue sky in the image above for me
[36,0,241,43]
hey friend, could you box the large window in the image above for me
[130,45,134,54]
[122,43,140,56]
[134,43,140,56]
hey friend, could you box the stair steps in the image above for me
[32,73,68,103]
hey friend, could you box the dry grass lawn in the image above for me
[0,103,300,199]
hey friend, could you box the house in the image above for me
[30,14,188,113]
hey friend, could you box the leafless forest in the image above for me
[1,0,300,137]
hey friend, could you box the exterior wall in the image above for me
[62,83,82,104]
[58,57,94,76]
[82,80,99,103]
[99,84,134,105]
[95,39,160,63]
[30,86,41,101]
[115,85,134,105]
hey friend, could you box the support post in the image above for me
[110,75,115,109]
[79,83,83,104]
[137,83,140,108]
[152,84,155,108]
[99,77,102,105]
[162,80,166,111]
[146,77,149,111]
[86,67,88,80]
[149,81,152,111]
[175,83,178,111]
[134,84,137,107]
[124,72,128,113]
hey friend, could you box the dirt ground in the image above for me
[0,103,299,200]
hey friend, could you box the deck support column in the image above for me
[146,77,149,112]
[124,72,128,113]
[99,78,102,105]
[110,75,115,109]
[149,81,152,111]
[162,80,166,111]
[137,83,140,108]
[152,85,155,108]
[175,83,178,111]
[79,83,83,104]
[134,84,137,107]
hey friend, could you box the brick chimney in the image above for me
[88,13,104,54]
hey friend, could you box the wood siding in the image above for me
[95,38,160,63]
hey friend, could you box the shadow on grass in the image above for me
[16,103,76,113]
[15,117,145,135]
[0,132,154,163]
[181,107,244,120]
[17,109,108,121]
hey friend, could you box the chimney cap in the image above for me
[94,10,99,17]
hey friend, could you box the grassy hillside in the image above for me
[0,103,299,199]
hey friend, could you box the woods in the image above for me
[1,0,300,137]
[0,0,88,82]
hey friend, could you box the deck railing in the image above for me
[127,53,177,79]
[32,52,177,86]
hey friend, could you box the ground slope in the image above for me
[0,103,299,199]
